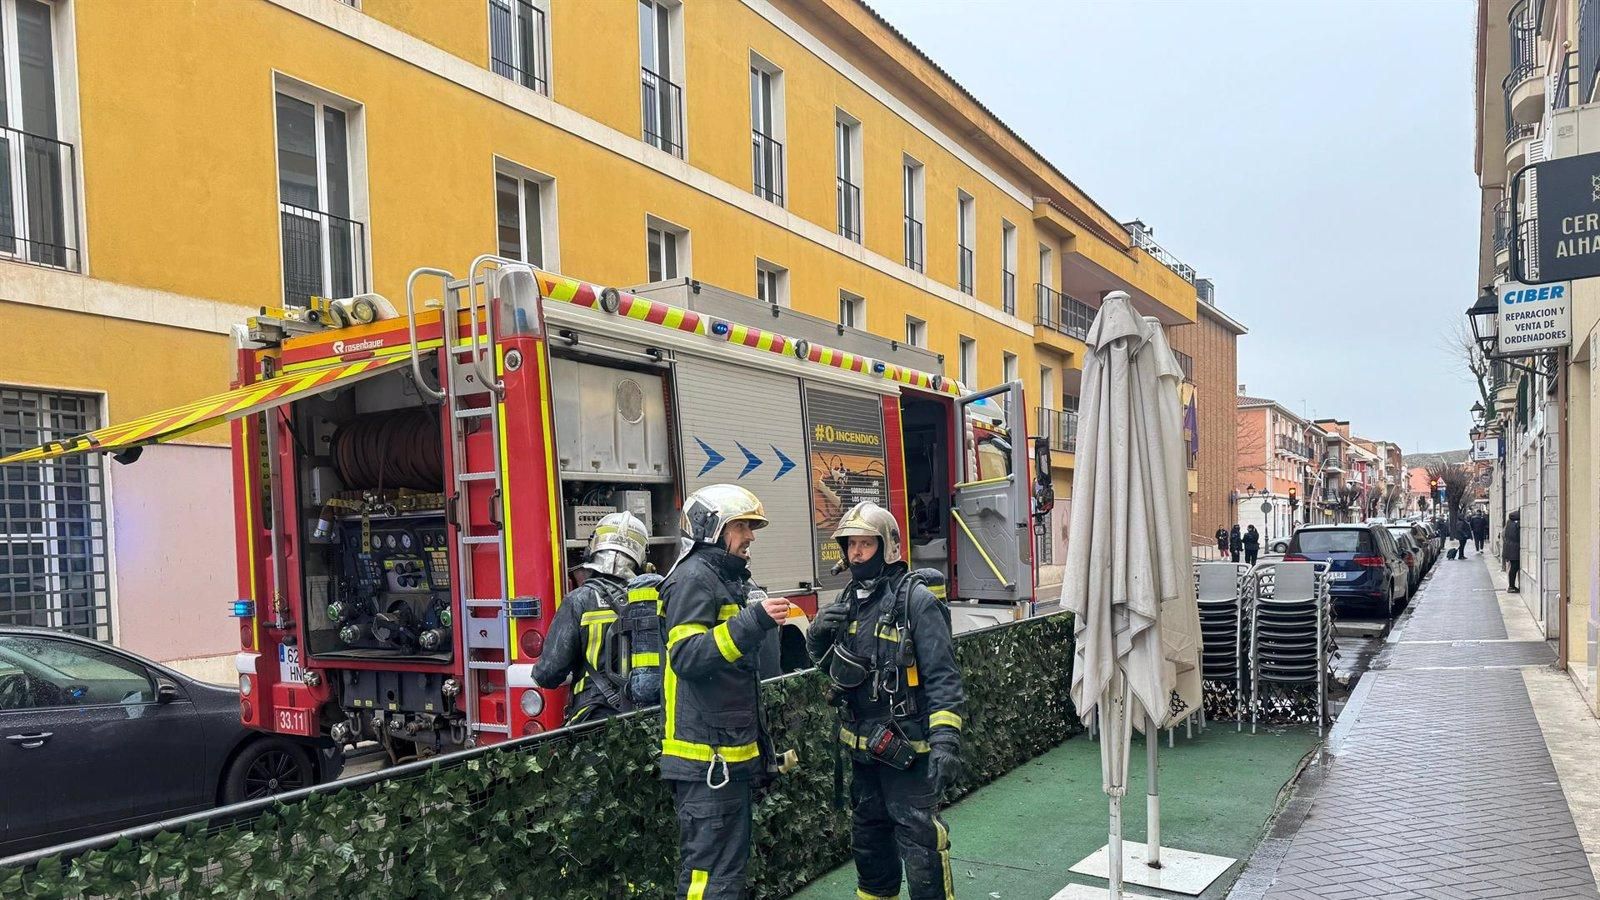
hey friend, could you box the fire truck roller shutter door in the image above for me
[673,354,815,593]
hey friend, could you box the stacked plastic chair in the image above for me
[1194,562,1249,725]
[1247,561,1335,735]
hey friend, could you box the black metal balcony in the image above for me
[0,126,79,273]
[280,202,367,308]
[1556,50,1577,110]
[904,215,924,273]
[1509,1,1536,77]
[1036,406,1079,454]
[751,130,784,205]
[837,177,861,243]
[488,0,549,96]
[1173,348,1194,382]
[641,67,684,158]
[1493,198,1511,257]
[1033,284,1094,340]
[1002,270,1015,316]
[958,244,974,295]
[1504,76,1536,145]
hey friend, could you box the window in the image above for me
[839,290,864,329]
[0,0,77,271]
[958,336,976,386]
[1002,352,1018,385]
[750,54,784,205]
[639,0,684,157]
[755,259,787,306]
[835,111,862,243]
[903,156,925,272]
[1001,221,1017,315]
[276,82,366,308]
[0,635,155,709]
[905,316,926,348]
[0,388,110,641]
[957,191,975,295]
[646,216,688,282]
[488,0,550,95]
[494,161,555,269]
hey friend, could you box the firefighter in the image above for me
[659,484,789,900]
[531,511,650,724]
[807,501,963,900]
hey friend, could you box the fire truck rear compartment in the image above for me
[901,394,953,583]
[290,367,455,666]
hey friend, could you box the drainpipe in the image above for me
[1558,353,1570,671]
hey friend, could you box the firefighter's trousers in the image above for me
[671,779,753,900]
[850,758,955,900]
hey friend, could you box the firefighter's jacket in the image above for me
[658,546,777,782]
[811,565,964,763]
[530,573,632,722]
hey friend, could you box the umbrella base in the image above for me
[1068,841,1237,896]
[1049,884,1161,900]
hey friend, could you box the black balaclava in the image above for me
[849,539,886,584]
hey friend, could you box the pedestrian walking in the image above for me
[1229,524,1243,563]
[1242,524,1260,565]
[1472,512,1488,554]
[807,501,963,900]
[1454,517,1471,560]
[1215,526,1228,558]
[1504,510,1522,593]
[659,484,788,900]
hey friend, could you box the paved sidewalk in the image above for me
[1232,556,1597,900]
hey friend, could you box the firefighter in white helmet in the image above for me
[531,511,652,723]
[659,484,789,899]
[808,500,964,900]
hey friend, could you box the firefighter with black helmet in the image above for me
[531,510,655,723]
[660,484,789,900]
[807,500,964,900]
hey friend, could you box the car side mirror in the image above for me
[156,679,181,704]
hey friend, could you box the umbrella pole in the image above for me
[1147,710,1162,868]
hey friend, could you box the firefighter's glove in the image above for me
[926,737,963,795]
[806,602,850,661]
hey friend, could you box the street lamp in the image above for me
[1467,285,1498,356]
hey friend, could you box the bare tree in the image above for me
[1425,462,1472,524]
[1442,320,1493,411]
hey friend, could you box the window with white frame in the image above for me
[959,336,976,385]
[1001,221,1017,315]
[494,161,555,269]
[835,111,862,243]
[905,316,926,348]
[489,0,550,95]
[0,0,77,272]
[839,290,864,329]
[276,81,366,308]
[756,258,787,306]
[750,54,784,206]
[639,0,684,157]
[0,387,111,641]
[646,216,688,282]
[902,156,925,272]
[1002,351,1018,386]
[956,191,974,295]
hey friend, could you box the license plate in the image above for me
[1326,571,1351,581]
[278,644,303,684]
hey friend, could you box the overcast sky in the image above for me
[868,0,1480,454]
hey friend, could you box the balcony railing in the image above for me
[904,215,924,273]
[641,67,684,158]
[958,244,974,295]
[1123,220,1195,284]
[1493,197,1511,257]
[837,177,862,243]
[751,130,784,205]
[1504,77,1536,145]
[1556,50,1578,110]
[1173,348,1194,382]
[488,0,549,96]
[1509,1,1536,76]
[1583,0,1600,106]
[0,126,79,273]
[1276,434,1311,459]
[280,202,367,308]
[1002,270,1015,316]
[1033,284,1095,340]
[1036,406,1078,454]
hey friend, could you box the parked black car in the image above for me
[1284,523,1409,617]
[0,627,341,857]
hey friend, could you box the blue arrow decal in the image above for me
[737,442,763,478]
[695,437,726,476]
[771,445,795,481]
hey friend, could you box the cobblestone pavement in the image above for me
[1232,557,1598,900]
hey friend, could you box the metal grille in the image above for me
[0,387,111,640]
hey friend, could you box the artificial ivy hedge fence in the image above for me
[1,612,1076,899]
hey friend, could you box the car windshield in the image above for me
[1291,529,1372,554]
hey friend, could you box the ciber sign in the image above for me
[1498,281,1572,354]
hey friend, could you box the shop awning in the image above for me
[0,357,408,466]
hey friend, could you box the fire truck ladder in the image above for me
[406,259,518,742]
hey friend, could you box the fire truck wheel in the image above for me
[221,737,316,805]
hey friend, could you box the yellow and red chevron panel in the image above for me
[532,271,961,396]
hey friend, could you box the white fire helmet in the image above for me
[832,501,902,566]
[580,511,649,578]
[675,484,769,563]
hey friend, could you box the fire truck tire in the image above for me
[220,737,317,805]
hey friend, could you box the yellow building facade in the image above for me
[0,0,1196,671]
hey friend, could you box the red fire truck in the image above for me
[2,256,1046,755]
